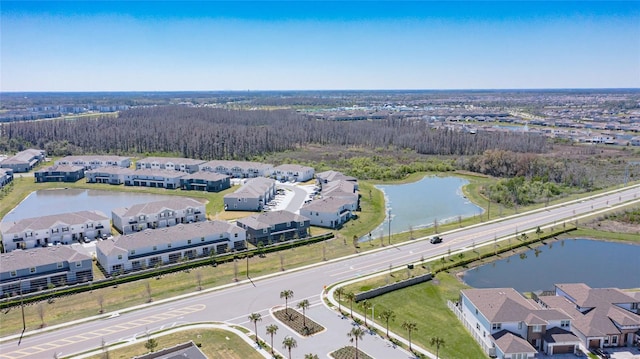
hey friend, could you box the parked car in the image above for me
[592,348,611,359]
[430,236,443,244]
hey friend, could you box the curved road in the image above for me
[1,185,638,359]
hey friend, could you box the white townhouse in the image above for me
[457,288,579,358]
[0,148,46,173]
[200,160,274,178]
[299,197,357,229]
[315,170,358,189]
[124,169,187,189]
[112,197,207,234]
[136,157,204,174]
[1,210,111,251]
[55,155,131,170]
[85,167,135,185]
[96,221,246,275]
[321,179,359,207]
[223,177,277,211]
[0,246,93,297]
[272,164,315,182]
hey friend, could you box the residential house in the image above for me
[316,170,358,189]
[0,149,46,173]
[320,179,359,209]
[236,210,310,245]
[299,197,357,229]
[95,221,246,275]
[537,283,640,349]
[180,171,231,192]
[223,177,276,211]
[1,210,111,252]
[0,246,93,297]
[85,167,134,185]
[112,197,206,234]
[200,160,274,178]
[124,169,187,189]
[136,157,204,174]
[55,155,131,170]
[272,164,315,182]
[34,165,85,183]
[456,287,579,358]
[0,168,13,189]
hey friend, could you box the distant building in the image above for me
[200,160,274,178]
[34,165,85,183]
[136,157,204,174]
[112,198,206,234]
[124,169,187,189]
[223,177,277,211]
[0,168,14,189]
[85,167,134,185]
[0,149,46,173]
[55,155,131,170]
[1,210,111,251]
[273,164,315,182]
[96,221,246,275]
[0,246,93,297]
[180,171,231,192]
[316,170,358,188]
[236,210,310,245]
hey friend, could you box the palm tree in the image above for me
[334,286,345,313]
[345,292,356,317]
[282,336,297,359]
[347,326,367,359]
[265,324,278,354]
[297,299,310,327]
[379,308,396,337]
[359,300,371,327]
[280,289,294,317]
[247,312,262,344]
[430,336,446,359]
[401,321,418,352]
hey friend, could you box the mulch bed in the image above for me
[272,308,325,336]
[329,346,373,359]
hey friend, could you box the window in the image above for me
[130,250,135,255]
[475,308,479,315]
[518,322,523,329]
[29,267,36,273]
[533,325,542,333]
[263,229,268,234]
[10,271,16,277]
[492,323,501,330]
[561,320,570,328]
[57,262,63,269]
[153,246,157,251]
[76,262,82,267]
[632,302,638,310]
[117,255,123,260]
[287,222,291,227]
[234,233,238,237]
[187,240,192,244]
[167,243,172,248]
[299,222,305,226]
[612,336,618,345]
[476,323,480,331]
[604,336,609,345]
[201,237,205,242]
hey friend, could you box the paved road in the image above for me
[1,185,638,359]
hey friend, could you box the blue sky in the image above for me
[2,1,639,91]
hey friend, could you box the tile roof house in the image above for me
[223,177,276,211]
[0,149,46,173]
[136,157,205,174]
[236,210,310,245]
[1,210,111,252]
[112,198,206,234]
[34,165,85,183]
[300,197,357,229]
[456,287,579,358]
[0,246,93,297]
[96,221,246,275]
[537,283,640,349]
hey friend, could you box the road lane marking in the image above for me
[0,304,206,359]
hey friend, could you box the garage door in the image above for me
[552,345,574,354]
[589,339,600,348]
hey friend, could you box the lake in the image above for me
[1,189,186,223]
[368,176,483,239]
[461,239,640,292]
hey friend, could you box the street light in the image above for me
[387,208,392,245]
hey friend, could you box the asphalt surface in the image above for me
[1,184,638,359]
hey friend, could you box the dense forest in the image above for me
[0,106,547,160]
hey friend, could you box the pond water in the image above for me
[461,239,640,292]
[368,176,483,239]
[1,189,185,223]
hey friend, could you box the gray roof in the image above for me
[137,157,205,166]
[201,160,273,171]
[237,210,309,230]
[321,180,357,198]
[1,246,91,272]
[274,164,314,172]
[129,168,188,179]
[556,283,636,307]
[543,327,580,344]
[57,155,130,163]
[316,170,357,182]
[97,221,243,254]
[86,167,135,175]
[224,177,275,199]
[36,165,84,173]
[181,171,230,182]
[112,198,205,217]
[0,149,44,165]
[301,197,352,213]
[1,210,109,233]
[492,330,537,354]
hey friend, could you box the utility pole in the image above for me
[387,208,392,245]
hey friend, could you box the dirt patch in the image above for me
[583,220,640,234]
[272,308,325,337]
